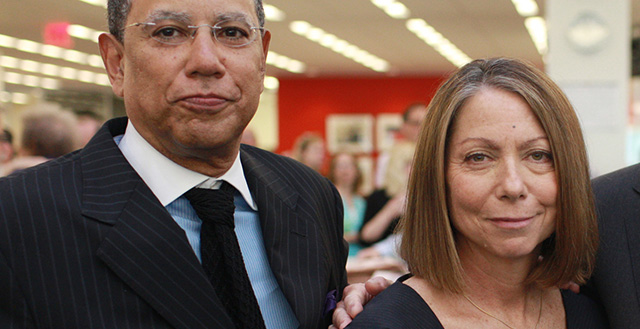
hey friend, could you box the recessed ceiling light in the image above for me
[264,5,286,22]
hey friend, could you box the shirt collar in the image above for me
[117,120,257,210]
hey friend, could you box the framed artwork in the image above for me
[326,114,374,154]
[376,113,403,152]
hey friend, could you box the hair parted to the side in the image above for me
[108,0,266,43]
[399,57,598,293]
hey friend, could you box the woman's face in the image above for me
[302,140,325,171]
[446,88,557,261]
[333,154,358,187]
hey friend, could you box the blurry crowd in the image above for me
[0,103,103,177]
[287,103,428,273]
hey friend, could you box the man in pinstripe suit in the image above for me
[0,0,348,328]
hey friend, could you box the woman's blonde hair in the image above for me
[400,58,598,293]
[382,141,415,196]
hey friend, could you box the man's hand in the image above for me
[330,276,392,329]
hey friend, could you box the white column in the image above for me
[546,0,630,176]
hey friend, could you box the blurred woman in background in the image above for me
[292,132,326,175]
[329,152,366,257]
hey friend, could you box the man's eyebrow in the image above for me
[216,12,254,25]
[143,11,257,26]
[146,10,192,24]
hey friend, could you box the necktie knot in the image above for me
[184,183,235,227]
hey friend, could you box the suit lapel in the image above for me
[241,146,327,327]
[81,118,234,329]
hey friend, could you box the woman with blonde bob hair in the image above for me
[347,58,608,328]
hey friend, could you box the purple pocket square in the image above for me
[323,289,338,317]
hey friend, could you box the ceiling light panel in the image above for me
[371,0,410,19]
[79,0,106,8]
[264,4,286,22]
[525,17,547,55]
[511,0,539,17]
[0,34,105,69]
[406,19,471,68]
[289,20,389,72]
[510,0,546,55]
[264,76,280,90]
[0,56,109,87]
[267,51,306,74]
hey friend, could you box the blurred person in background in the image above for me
[75,110,105,147]
[3,105,79,175]
[356,233,401,260]
[329,152,366,257]
[0,128,15,172]
[359,142,415,247]
[374,103,426,188]
[293,132,326,175]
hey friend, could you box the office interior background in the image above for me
[0,0,638,183]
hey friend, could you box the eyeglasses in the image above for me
[124,20,266,48]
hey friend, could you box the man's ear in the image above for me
[98,33,125,97]
[258,30,271,92]
[261,30,271,60]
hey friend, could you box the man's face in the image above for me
[401,106,426,143]
[104,0,270,169]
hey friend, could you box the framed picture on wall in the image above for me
[326,114,374,154]
[376,113,403,152]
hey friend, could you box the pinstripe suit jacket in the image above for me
[0,117,348,329]
[591,163,640,329]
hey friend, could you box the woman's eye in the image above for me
[530,151,552,161]
[466,153,487,162]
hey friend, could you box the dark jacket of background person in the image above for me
[0,118,348,329]
[591,163,640,328]
[358,142,414,247]
[359,189,399,247]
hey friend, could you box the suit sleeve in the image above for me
[321,180,349,327]
[331,181,349,293]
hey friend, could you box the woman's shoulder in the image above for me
[347,275,443,329]
[561,290,610,328]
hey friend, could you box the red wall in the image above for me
[276,76,445,154]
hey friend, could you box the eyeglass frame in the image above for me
[122,20,267,48]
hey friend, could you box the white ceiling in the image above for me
[0,0,639,97]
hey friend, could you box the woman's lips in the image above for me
[489,216,535,229]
